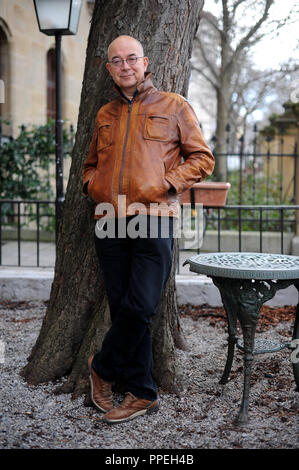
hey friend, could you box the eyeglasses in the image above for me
[109,57,144,68]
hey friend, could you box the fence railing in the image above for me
[206,204,297,249]
[1,200,299,269]
[0,200,56,267]
[212,130,298,206]
[177,204,299,273]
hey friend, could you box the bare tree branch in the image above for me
[227,0,274,70]
[194,36,219,83]
[191,64,219,91]
[232,0,248,17]
[201,11,222,36]
[221,0,231,42]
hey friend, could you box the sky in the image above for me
[251,0,299,69]
[206,0,299,70]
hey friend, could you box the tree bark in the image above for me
[21,0,204,399]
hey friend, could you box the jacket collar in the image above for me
[114,72,156,103]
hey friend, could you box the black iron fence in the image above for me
[1,120,298,266]
[0,200,56,267]
[211,126,298,206]
[0,199,298,269]
[177,204,299,273]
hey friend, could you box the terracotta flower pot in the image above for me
[180,182,231,207]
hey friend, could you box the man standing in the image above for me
[83,35,214,424]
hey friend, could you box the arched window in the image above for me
[0,27,8,121]
[47,48,56,120]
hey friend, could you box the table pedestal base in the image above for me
[212,277,299,425]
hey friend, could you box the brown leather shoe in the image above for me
[103,392,159,424]
[88,355,113,412]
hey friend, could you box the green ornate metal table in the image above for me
[183,252,299,424]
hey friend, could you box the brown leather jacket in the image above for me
[83,72,214,218]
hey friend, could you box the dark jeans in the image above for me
[92,215,174,401]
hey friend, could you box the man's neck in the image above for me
[120,88,138,103]
[124,92,134,101]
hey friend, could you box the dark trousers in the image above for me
[92,215,174,400]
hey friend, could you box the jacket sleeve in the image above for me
[165,99,215,194]
[82,117,99,195]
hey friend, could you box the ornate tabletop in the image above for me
[184,252,299,280]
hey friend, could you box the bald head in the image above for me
[107,35,144,61]
[106,35,149,97]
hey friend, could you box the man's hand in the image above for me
[165,180,176,194]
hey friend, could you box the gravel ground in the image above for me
[0,300,298,451]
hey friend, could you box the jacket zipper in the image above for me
[118,100,133,195]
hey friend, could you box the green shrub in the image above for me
[0,119,74,231]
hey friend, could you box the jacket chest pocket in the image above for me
[144,115,170,142]
[97,122,113,150]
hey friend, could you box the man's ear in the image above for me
[143,56,149,71]
[106,62,112,75]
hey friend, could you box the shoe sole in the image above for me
[89,375,111,413]
[103,404,159,424]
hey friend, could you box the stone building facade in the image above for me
[0,0,94,139]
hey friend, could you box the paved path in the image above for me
[0,240,197,274]
[1,241,56,268]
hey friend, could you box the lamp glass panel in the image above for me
[68,0,83,34]
[35,0,71,31]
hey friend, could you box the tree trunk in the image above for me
[213,20,232,182]
[214,80,230,182]
[21,0,204,400]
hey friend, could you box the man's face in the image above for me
[106,37,149,95]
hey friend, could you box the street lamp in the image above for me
[33,0,82,240]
